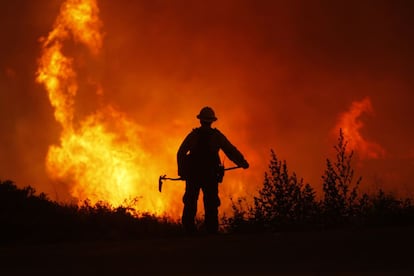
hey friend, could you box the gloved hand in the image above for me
[240,159,249,169]
[178,168,187,180]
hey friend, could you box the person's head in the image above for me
[196,106,217,127]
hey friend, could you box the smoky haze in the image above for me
[1,0,414,206]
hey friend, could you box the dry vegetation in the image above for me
[1,129,413,245]
[223,129,414,233]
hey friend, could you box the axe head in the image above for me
[158,175,165,193]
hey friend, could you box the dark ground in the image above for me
[0,226,413,275]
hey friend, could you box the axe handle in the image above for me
[163,177,183,181]
[159,167,240,192]
[224,166,241,171]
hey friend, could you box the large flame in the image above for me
[36,0,181,216]
[334,97,385,159]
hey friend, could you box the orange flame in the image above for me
[335,97,385,159]
[36,0,182,217]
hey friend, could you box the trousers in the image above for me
[182,179,220,233]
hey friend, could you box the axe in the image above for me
[158,175,183,192]
[158,166,241,192]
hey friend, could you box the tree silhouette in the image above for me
[322,128,361,224]
[250,150,318,229]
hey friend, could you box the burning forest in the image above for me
[35,0,180,217]
[1,0,414,221]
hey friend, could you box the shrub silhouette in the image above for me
[223,150,319,232]
[2,127,414,241]
[321,128,362,225]
[0,180,181,244]
[361,189,414,226]
[223,129,414,233]
[251,150,318,228]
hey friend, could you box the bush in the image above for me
[0,180,181,244]
[223,150,319,232]
[223,129,414,233]
[251,150,318,227]
[321,128,362,224]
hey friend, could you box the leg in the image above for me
[202,181,220,234]
[182,180,200,233]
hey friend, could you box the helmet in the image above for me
[196,106,217,122]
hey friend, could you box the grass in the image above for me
[0,180,182,244]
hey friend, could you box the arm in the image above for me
[216,129,249,169]
[177,130,196,178]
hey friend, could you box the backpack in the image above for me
[187,127,221,180]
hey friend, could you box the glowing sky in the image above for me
[1,0,414,214]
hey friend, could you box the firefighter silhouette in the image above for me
[177,106,249,234]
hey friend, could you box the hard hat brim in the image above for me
[196,115,217,122]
